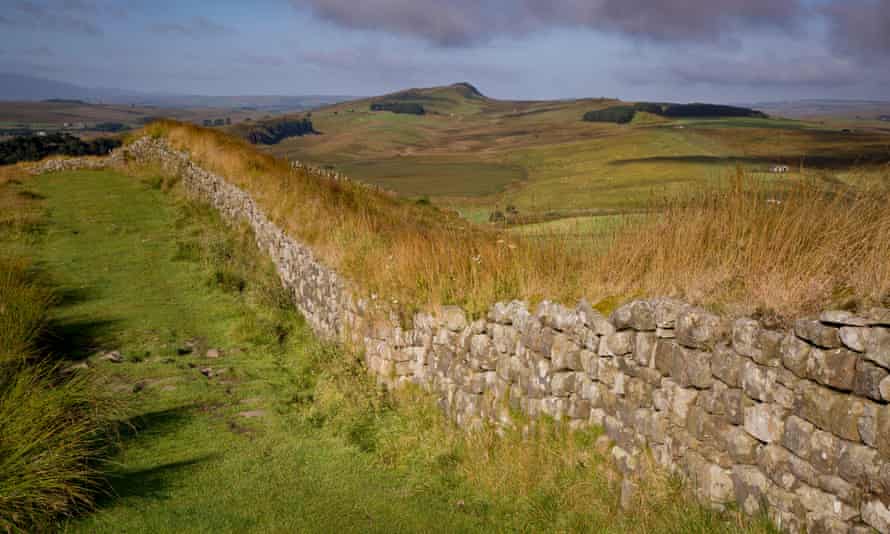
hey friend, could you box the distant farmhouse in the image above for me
[770,164,790,173]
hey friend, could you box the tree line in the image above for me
[244,117,316,145]
[370,102,426,115]
[583,102,767,124]
[0,133,121,165]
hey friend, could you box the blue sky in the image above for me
[1,0,888,102]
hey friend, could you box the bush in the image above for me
[582,106,636,124]
[370,102,426,115]
[0,133,121,165]
[660,103,767,118]
[244,118,316,145]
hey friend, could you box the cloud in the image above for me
[20,46,55,58]
[239,54,287,67]
[290,0,803,46]
[149,16,233,38]
[3,0,103,35]
[823,0,890,59]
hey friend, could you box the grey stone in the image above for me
[840,326,868,353]
[653,297,685,328]
[551,372,577,397]
[712,342,745,388]
[654,339,679,376]
[491,324,519,354]
[862,499,890,533]
[795,319,842,349]
[580,349,598,377]
[742,361,775,402]
[837,442,878,486]
[810,429,841,474]
[796,483,857,520]
[100,350,123,363]
[744,402,786,443]
[441,306,467,332]
[820,310,870,327]
[633,332,657,367]
[865,308,890,326]
[578,300,615,336]
[676,307,728,350]
[782,415,816,459]
[611,300,656,331]
[602,330,634,356]
[854,360,889,401]
[720,423,760,464]
[759,444,797,490]
[732,465,770,516]
[671,386,699,425]
[810,348,859,391]
[550,333,581,371]
[795,382,864,442]
[781,334,813,378]
[671,346,713,389]
[722,388,746,426]
[865,328,890,369]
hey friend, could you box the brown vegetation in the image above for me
[142,120,890,319]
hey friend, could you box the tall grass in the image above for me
[141,121,890,318]
[0,178,117,532]
[597,169,890,316]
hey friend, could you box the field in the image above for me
[259,84,890,226]
[0,168,774,532]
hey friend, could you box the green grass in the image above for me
[3,168,775,533]
[337,158,526,197]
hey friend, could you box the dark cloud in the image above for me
[290,0,803,46]
[621,55,872,88]
[3,0,103,35]
[823,0,890,59]
[149,16,233,38]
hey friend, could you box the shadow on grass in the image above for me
[97,406,217,505]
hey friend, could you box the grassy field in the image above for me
[0,168,777,532]
[257,84,889,226]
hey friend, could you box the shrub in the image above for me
[370,102,426,115]
[582,106,636,124]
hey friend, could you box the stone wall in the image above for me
[33,138,890,533]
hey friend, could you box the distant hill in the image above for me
[743,99,890,120]
[0,73,94,101]
[0,72,357,112]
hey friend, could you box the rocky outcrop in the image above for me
[35,138,890,533]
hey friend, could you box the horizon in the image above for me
[2,0,889,103]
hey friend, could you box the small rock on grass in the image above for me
[200,367,213,378]
[205,348,221,359]
[237,410,266,418]
[100,351,123,363]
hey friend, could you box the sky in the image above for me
[1,0,888,102]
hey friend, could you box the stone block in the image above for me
[713,342,745,388]
[781,334,814,379]
[551,372,577,397]
[441,305,467,332]
[865,327,890,369]
[744,402,787,443]
[810,348,859,391]
[611,300,656,331]
[676,307,728,350]
[671,346,713,389]
[795,319,842,349]
[863,499,890,532]
[796,483,858,521]
[840,326,868,353]
[550,333,582,371]
[602,330,634,356]
[634,332,657,367]
[670,386,699,425]
[723,388,746,426]
[654,339,679,376]
[721,423,760,464]
[794,382,865,442]
[742,360,776,402]
[732,465,770,516]
[733,318,783,366]
[782,415,816,459]
[854,359,888,401]
[758,444,797,490]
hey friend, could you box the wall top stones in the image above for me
[32,138,890,533]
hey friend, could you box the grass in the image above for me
[0,176,118,532]
[140,120,890,319]
[7,167,773,532]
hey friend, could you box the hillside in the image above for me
[256,82,890,226]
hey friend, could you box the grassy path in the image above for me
[24,170,489,533]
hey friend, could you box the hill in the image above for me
[256,82,889,227]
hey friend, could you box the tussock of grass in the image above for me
[142,120,890,319]
[0,183,118,531]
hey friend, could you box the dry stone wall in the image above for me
[31,138,890,533]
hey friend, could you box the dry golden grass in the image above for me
[141,121,890,319]
[598,168,890,317]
